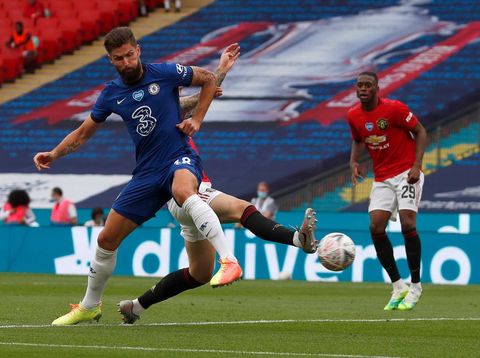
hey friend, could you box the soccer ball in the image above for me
[317,232,356,271]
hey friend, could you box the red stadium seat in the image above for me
[116,0,139,25]
[76,11,102,43]
[37,27,63,62]
[5,7,24,22]
[49,5,77,19]
[0,48,25,82]
[57,18,83,51]
[89,1,120,34]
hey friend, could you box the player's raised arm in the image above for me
[33,115,101,171]
[180,43,240,115]
[176,67,215,136]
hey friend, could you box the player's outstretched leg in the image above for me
[118,300,140,324]
[296,208,318,253]
[239,205,318,253]
[118,240,215,323]
[182,194,242,287]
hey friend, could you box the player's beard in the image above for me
[118,62,143,85]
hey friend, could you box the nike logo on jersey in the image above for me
[117,97,126,104]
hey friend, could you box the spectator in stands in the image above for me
[5,21,38,73]
[164,0,181,13]
[23,0,48,24]
[50,187,78,226]
[0,189,38,226]
[138,0,148,17]
[84,207,106,227]
[251,181,278,220]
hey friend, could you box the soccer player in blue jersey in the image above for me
[117,44,318,324]
[33,27,242,326]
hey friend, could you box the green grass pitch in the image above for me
[1,273,479,357]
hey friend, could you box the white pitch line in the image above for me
[0,341,400,358]
[0,317,479,329]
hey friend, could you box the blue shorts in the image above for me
[112,154,203,225]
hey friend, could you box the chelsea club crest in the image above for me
[148,83,160,95]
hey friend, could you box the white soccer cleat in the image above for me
[298,208,318,253]
[117,300,140,325]
[398,283,422,311]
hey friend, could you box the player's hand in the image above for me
[176,118,200,136]
[350,162,363,186]
[214,86,223,98]
[218,43,240,73]
[407,165,421,184]
[33,151,55,171]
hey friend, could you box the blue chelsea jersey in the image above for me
[91,63,196,175]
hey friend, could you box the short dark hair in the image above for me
[8,189,30,207]
[104,27,137,53]
[52,187,63,196]
[91,207,104,220]
[358,71,378,83]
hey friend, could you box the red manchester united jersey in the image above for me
[347,98,419,181]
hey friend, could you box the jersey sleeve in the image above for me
[90,87,112,123]
[161,63,194,87]
[347,111,363,142]
[393,100,418,130]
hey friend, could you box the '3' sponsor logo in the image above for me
[132,106,157,136]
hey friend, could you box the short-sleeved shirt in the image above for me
[91,63,195,176]
[347,98,419,182]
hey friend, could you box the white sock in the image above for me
[81,246,117,309]
[132,299,145,316]
[292,231,302,248]
[392,279,408,292]
[182,194,236,261]
[410,282,422,292]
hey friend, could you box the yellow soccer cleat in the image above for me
[210,258,243,287]
[51,302,102,326]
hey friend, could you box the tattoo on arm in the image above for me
[58,141,81,157]
[180,66,225,117]
[180,93,200,114]
[215,69,226,86]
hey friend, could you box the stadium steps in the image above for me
[0,0,215,105]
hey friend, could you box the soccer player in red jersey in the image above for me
[347,72,427,311]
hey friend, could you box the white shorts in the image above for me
[368,168,424,219]
[167,181,223,242]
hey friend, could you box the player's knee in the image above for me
[97,231,120,251]
[369,223,386,235]
[172,186,196,206]
[231,199,250,221]
[401,222,416,233]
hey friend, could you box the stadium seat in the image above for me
[0,48,24,82]
[117,0,139,25]
[57,18,83,52]
[92,2,122,34]
[37,27,63,62]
